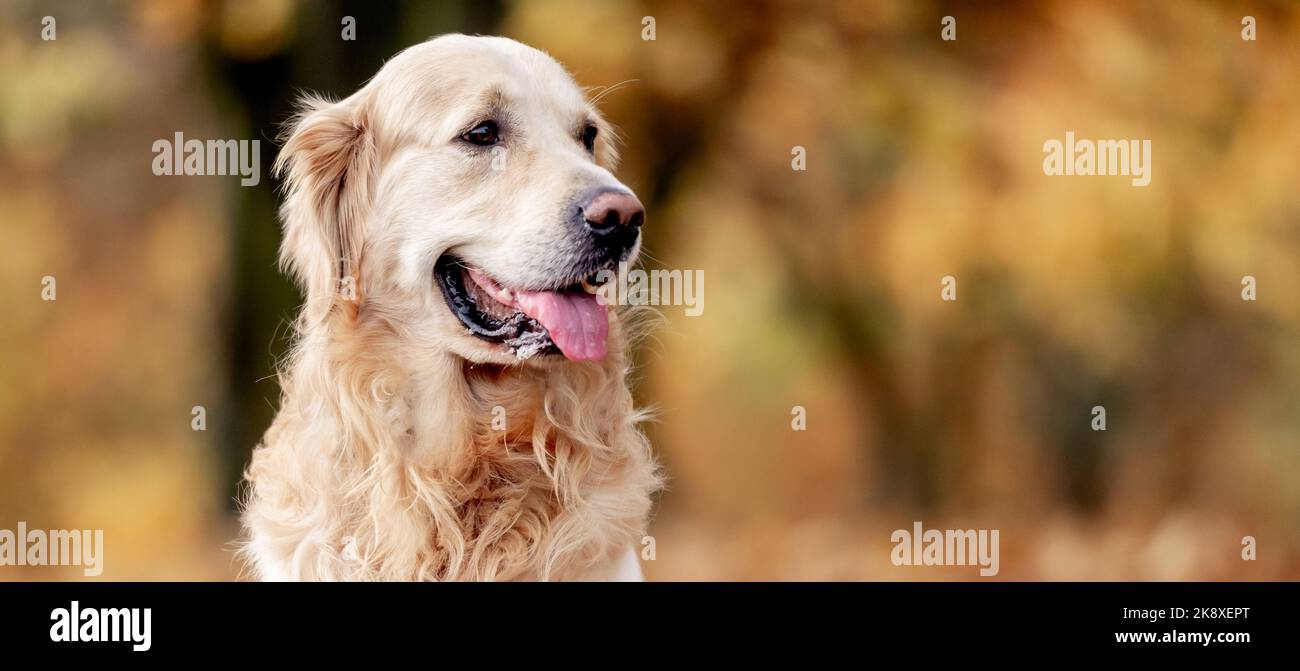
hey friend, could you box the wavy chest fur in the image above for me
[240,334,659,581]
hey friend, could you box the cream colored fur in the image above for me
[239,35,661,581]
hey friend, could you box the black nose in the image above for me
[582,189,644,233]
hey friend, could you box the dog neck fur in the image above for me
[241,302,660,581]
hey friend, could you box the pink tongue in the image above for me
[512,289,608,361]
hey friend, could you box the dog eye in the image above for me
[462,121,499,146]
[581,124,597,153]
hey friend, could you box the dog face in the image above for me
[275,35,642,364]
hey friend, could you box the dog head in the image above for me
[275,34,641,364]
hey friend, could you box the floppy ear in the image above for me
[274,94,376,321]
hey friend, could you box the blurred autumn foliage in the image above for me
[1,0,1297,579]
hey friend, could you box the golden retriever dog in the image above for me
[239,35,661,581]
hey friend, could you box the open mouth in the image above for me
[434,255,613,361]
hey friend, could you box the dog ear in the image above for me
[274,94,376,321]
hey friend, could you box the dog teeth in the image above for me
[581,278,601,294]
[467,268,515,306]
